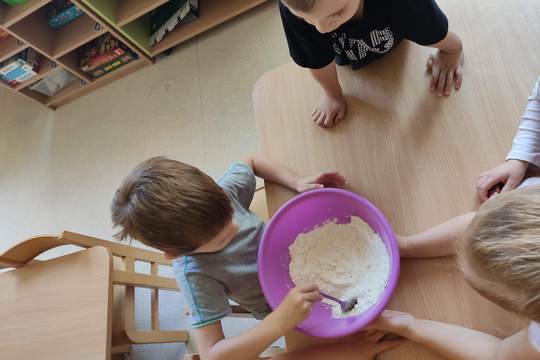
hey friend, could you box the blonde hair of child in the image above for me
[460,184,540,322]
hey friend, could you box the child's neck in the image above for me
[354,0,365,19]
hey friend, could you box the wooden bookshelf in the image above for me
[0,0,267,108]
[0,0,153,108]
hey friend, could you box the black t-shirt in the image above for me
[279,0,449,70]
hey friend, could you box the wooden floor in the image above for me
[254,0,539,358]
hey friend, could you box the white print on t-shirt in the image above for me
[332,27,395,62]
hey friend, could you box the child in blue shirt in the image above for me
[111,154,358,360]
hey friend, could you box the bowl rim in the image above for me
[257,188,401,338]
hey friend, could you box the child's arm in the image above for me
[271,331,405,360]
[477,77,540,201]
[370,310,540,360]
[426,30,464,97]
[244,154,346,193]
[195,286,322,360]
[399,212,475,258]
[309,61,347,128]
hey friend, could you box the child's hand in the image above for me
[295,171,346,193]
[367,310,416,337]
[426,49,464,97]
[271,285,322,333]
[476,159,529,202]
[312,94,347,128]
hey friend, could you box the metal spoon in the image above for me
[320,291,358,313]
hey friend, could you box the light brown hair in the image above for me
[111,156,233,254]
[460,184,540,322]
[281,0,318,12]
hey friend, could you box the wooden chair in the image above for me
[1,186,280,359]
[0,231,189,359]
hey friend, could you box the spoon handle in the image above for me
[319,291,345,306]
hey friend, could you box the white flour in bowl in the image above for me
[289,216,390,318]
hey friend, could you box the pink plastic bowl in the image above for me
[258,188,400,338]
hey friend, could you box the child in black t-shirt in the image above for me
[280,0,464,128]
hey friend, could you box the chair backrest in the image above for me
[0,231,172,269]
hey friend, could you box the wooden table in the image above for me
[253,0,539,358]
[0,246,113,360]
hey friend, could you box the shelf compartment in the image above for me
[57,48,92,82]
[0,0,51,27]
[0,35,28,62]
[117,0,168,27]
[9,6,105,58]
[19,86,47,104]
[14,57,55,90]
[150,0,266,56]
[57,31,139,83]
[75,0,166,27]
[45,57,146,108]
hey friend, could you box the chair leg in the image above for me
[111,344,130,360]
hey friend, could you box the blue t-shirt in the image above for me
[172,163,271,328]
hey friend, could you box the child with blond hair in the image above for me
[369,77,540,359]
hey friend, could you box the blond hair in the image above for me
[111,157,233,254]
[461,184,540,322]
[281,0,318,12]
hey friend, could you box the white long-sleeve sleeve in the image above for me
[506,77,540,167]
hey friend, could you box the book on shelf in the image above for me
[79,34,136,78]
[90,52,138,78]
[46,0,84,29]
[149,0,199,46]
[0,48,41,87]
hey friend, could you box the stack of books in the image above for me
[0,48,41,87]
[79,34,137,79]
[150,0,199,46]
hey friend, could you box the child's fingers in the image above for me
[302,290,323,302]
[367,330,387,342]
[298,284,319,293]
[312,111,319,123]
[444,71,454,96]
[324,112,336,127]
[374,338,407,353]
[336,108,346,121]
[477,176,501,201]
[317,114,327,127]
[501,175,520,193]
[426,54,434,69]
[430,65,440,91]
[454,67,463,90]
[436,70,447,96]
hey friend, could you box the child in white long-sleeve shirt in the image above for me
[477,76,540,200]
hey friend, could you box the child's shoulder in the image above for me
[218,162,256,201]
